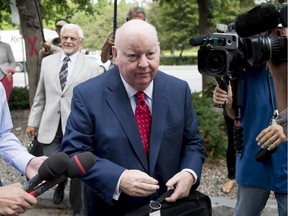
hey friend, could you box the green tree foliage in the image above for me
[0,0,94,29]
[70,1,135,51]
[1,0,269,53]
[147,1,198,56]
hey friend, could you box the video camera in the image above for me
[190,4,287,156]
[190,4,287,78]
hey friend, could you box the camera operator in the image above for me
[256,25,288,149]
[213,21,288,214]
[213,62,287,216]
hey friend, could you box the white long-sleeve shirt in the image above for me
[0,83,34,175]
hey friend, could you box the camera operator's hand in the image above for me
[213,84,233,106]
[256,123,287,151]
[213,84,234,119]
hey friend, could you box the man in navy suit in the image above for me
[62,20,205,216]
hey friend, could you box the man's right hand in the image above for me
[213,85,230,106]
[213,84,235,119]
[120,169,159,197]
[26,126,36,138]
[0,183,37,215]
[106,33,115,47]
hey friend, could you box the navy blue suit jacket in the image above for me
[62,67,205,215]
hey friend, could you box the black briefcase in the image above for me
[124,189,212,216]
[27,135,43,156]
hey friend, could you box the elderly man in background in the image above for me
[26,23,102,216]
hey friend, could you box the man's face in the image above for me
[60,28,82,56]
[113,34,160,91]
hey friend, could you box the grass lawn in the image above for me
[161,47,199,57]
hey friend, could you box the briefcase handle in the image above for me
[149,189,174,210]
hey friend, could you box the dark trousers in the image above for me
[224,114,236,180]
[42,121,83,213]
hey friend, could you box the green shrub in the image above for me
[9,87,29,110]
[160,56,197,65]
[192,92,227,162]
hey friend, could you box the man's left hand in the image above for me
[165,171,194,202]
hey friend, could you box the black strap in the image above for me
[156,189,174,203]
[150,189,174,209]
[266,71,278,121]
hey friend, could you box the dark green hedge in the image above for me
[192,92,227,161]
[9,87,30,110]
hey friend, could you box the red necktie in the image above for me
[135,91,151,156]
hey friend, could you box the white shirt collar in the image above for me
[61,51,79,64]
[120,72,153,99]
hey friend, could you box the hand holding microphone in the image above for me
[26,152,96,197]
[22,152,70,192]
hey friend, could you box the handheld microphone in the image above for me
[189,33,211,46]
[234,4,280,37]
[22,152,70,192]
[66,151,96,178]
[29,152,96,197]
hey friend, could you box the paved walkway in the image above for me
[22,190,278,216]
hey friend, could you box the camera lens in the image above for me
[245,36,287,65]
[270,36,287,63]
[198,47,230,77]
[205,50,227,76]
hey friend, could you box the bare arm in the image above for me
[25,156,47,180]
[100,33,114,63]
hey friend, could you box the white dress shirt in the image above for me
[59,51,79,80]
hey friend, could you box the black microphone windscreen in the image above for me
[189,33,211,46]
[234,4,280,37]
[38,152,70,180]
[30,174,68,197]
[67,152,96,178]
[22,152,69,192]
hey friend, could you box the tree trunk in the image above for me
[16,0,43,107]
[197,0,214,91]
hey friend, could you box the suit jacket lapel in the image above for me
[149,73,169,174]
[105,69,148,171]
[51,53,63,92]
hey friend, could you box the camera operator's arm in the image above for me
[267,62,287,113]
[213,84,235,119]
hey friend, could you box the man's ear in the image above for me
[111,46,117,64]
[273,27,288,37]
